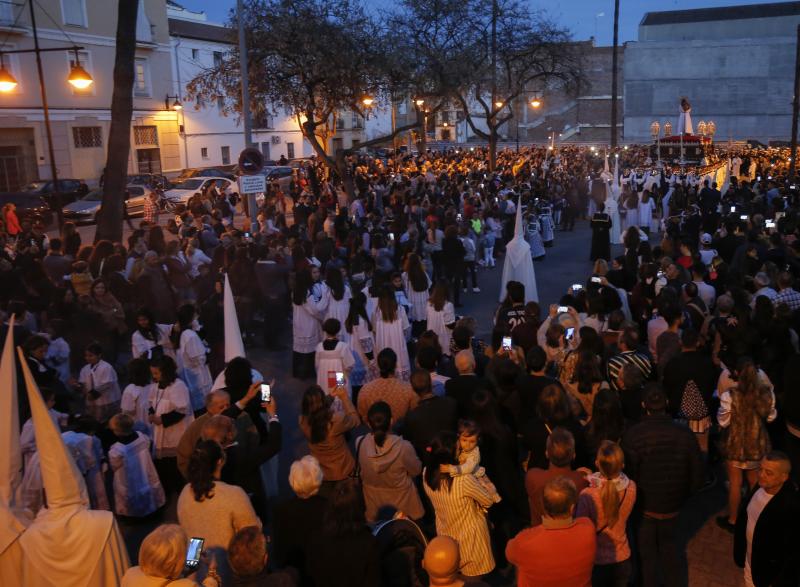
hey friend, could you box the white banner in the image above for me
[238,174,266,194]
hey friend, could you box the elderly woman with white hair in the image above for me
[271,456,328,578]
[121,524,220,586]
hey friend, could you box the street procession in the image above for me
[1,0,800,586]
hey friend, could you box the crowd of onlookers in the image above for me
[1,142,799,586]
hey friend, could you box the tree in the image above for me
[448,0,581,170]
[95,0,138,243]
[187,0,429,200]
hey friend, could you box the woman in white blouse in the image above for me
[292,268,327,379]
[148,356,194,495]
[402,253,431,336]
[171,304,213,413]
[426,280,456,355]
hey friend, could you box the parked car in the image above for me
[0,193,54,226]
[174,167,235,182]
[62,185,156,224]
[6,179,88,210]
[126,173,172,190]
[162,177,237,210]
[261,166,294,191]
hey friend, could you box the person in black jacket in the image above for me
[662,328,719,459]
[402,370,457,461]
[272,456,327,586]
[444,352,493,419]
[621,384,703,587]
[733,452,800,587]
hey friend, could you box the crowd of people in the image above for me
[1,142,799,587]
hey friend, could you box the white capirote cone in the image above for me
[721,159,732,196]
[0,317,29,579]
[224,273,246,362]
[17,348,129,587]
[500,197,538,303]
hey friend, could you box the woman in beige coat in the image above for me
[357,401,424,522]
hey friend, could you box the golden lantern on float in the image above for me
[650,121,660,139]
[697,120,707,136]
[663,121,673,136]
[707,121,716,138]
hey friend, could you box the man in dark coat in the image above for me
[621,384,703,587]
[734,452,800,587]
[402,370,457,460]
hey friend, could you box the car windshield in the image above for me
[82,189,104,201]
[23,181,49,193]
[171,179,204,190]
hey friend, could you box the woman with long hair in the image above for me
[565,350,609,424]
[88,240,115,279]
[178,439,260,551]
[292,268,326,379]
[299,385,359,484]
[357,401,424,522]
[373,285,411,381]
[402,252,431,335]
[576,441,637,587]
[423,431,496,577]
[344,292,374,392]
[148,356,194,495]
[171,304,212,412]
[716,357,777,530]
[524,384,588,470]
[585,388,625,458]
[61,220,81,258]
[131,307,174,360]
[323,266,352,335]
[426,279,456,355]
[307,478,381,587]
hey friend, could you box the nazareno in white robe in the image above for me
[108,432,166,517]
[176,329,213,412]
[373,305,411,380]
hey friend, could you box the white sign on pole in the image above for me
[238,174,266,194]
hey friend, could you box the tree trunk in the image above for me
[335,148,356,202]
[488,128,498,171]
[95,0,138,243]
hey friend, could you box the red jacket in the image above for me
[4,208,21,235]
[506,517,596,587]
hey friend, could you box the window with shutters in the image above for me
[72,126,102,148]
[221,146,231,165]
[134,58,150,96]
[352,112,364,129]
[200,147,208,159]
[61,0,86,27]
[134,126,158,146]
[286,143,295,159]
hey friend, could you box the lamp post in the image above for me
[165,94,182,111]
[650,121,660,163]
[0,1,94,229]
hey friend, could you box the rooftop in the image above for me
[641,1,800,26]
[168,18,234,44]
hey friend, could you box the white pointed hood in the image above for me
[224,273,245,363]
[17,348,87,509]
[500,197,538,302]
[17,348,124,587]
[720,159,732,196]
[612,155,620,195]
[0,318,29,557]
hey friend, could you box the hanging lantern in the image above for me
[664,121,673,136]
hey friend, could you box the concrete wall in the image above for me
[639,15,800,42]
[623,37,795,143]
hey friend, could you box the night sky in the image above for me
[178,0,790,46]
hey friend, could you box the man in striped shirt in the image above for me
[607,327,652,392]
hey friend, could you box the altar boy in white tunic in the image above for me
[172,304,213,412]
[78,342,121,423]
[315,318,355,396]
[108,413,165,518]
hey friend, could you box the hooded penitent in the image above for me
[500,197,538,303]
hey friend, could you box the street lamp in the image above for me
[530,97,542,109]
[0,0,97,228]
[495,101,504,108]
[0,58,17,92]
[362,96,374,107]
[414,98,425,107]
[67,49,93,90]
[165,94,182,111]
